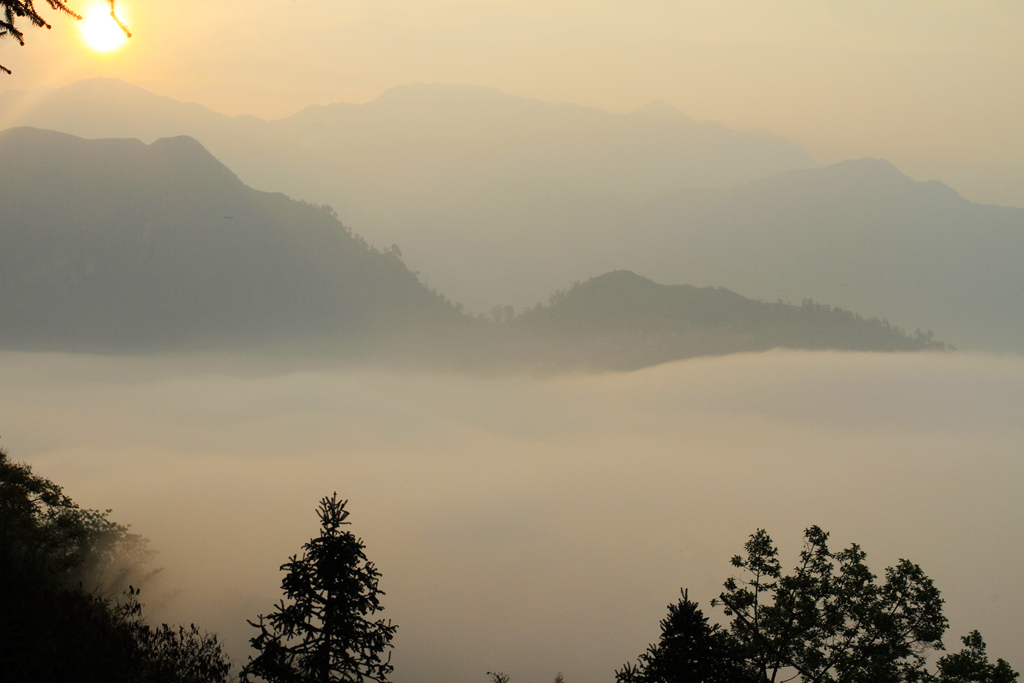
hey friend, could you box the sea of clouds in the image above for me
[2,349,1021,683]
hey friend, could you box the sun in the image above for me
[78,3,130,53]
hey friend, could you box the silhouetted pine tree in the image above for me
[616,590,752,683]
[241,494,396,683]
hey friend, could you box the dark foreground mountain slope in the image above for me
[0,127,463,353]
[496,271,946,371]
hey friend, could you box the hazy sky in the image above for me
[3,350,1022,682]
[1,0,1023,206]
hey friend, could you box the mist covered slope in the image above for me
[274,82,817,202]
[0,127,464,353]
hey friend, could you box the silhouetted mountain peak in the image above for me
[374,82,520,105]
[62,76,155,98]
[1,124,135,152]
[826,157,908,181]
[0,129,463,353]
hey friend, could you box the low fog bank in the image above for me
[1,350,1022,683]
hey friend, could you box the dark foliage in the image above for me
[241,493,397,683]
[0,443,151,592]
[0,445,231,682]
[622,526,1017,683]
[616,590,754,683]
[711,526,1018,683]
[936,632,1020,683]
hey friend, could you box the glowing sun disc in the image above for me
[79,4,130,53]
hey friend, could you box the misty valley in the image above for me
[1,79,1022,683]
[3,352,1023,683]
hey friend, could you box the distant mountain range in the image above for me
[611,160,1024,353]
[0,78,819,309]
[0,78,817,202]
[0,127,948,367]
[1,79,1018,355]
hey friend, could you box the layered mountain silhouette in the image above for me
[0,78,817,203]
[625,160,1024,353]
[1,79,1018,354]
[1,128,950,367]
[0,127,462,353]
[0,78,820,310]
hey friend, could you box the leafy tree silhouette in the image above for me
[937,631,1019,683]
[712,526,1018,683]
[241,493,397,683]
[621,526,1017,683]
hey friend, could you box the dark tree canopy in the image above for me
[0,442,151,593]
[242,493,397,683]
[622,526,1018,683]
[616,589,755,683]
[937,632,1020,683]
[714,526,949,683]
[0,445,231,682]
[711,526,1019,683]
[0,0,129,74]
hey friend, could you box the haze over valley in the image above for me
[3,350,1022,682]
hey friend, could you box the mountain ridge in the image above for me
[1,80,1019,352]
[0,128,955,368]
[0,127,463,354]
